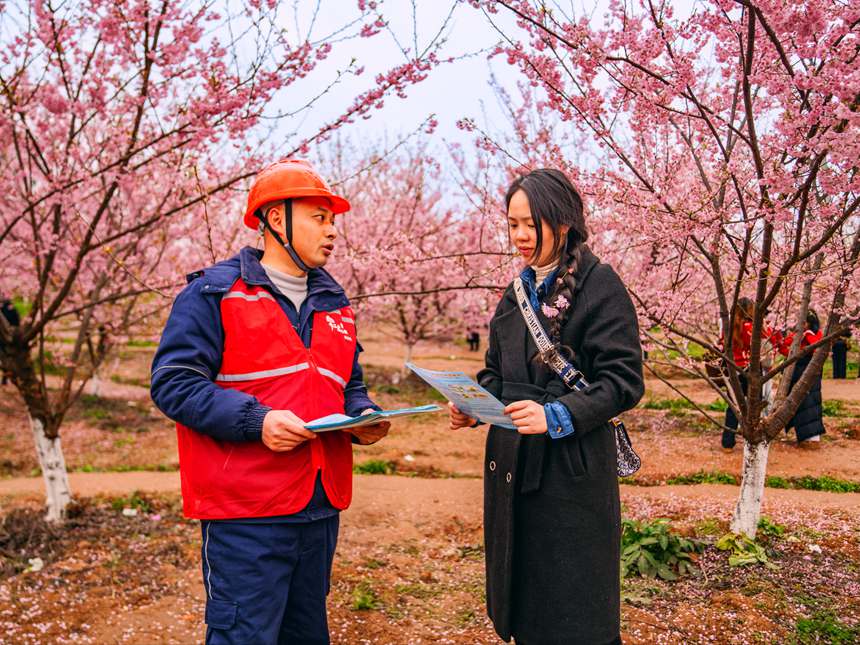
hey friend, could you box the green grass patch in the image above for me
[791,611,860,644]
[74,463,175,474]
[35,350,65,376]
[373,384,401,395]
[353,459,396,475]
[351,581,380,611]
[455,608,476,627]
[821,400,848,417]
[110,374,151,388]
[457,544,484,560]
[394,582,441,599]
[694,517,725,537]
[663,472,860,493]
[666,470,738,486]
[641,398,695,412]
[12,296,31,318]
[641,397,728,413]
[791,475,860,493]
[126,338,157,347]
[765,475,792,489]
[767,474,860,493]
[110,491,152,514]
[361,558,387,570]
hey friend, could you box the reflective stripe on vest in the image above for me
[215,362,310,382]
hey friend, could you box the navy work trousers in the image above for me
[201,515,339,645]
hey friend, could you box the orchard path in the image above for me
[43,337,860,407]
[2,472,859,517]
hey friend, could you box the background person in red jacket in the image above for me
[720,298,781,450]
[151,159,389,644]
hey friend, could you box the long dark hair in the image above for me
[806,309,820,333]
[505,168,588,341]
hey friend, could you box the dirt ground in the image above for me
[1,338,860,643]
[1,478,858,644]
[2,380,858,485]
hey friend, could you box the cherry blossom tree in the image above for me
[0,0,454,522]
[324,135,509,367]
[470,0,859,537]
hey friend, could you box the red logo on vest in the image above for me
[176,279,357,519]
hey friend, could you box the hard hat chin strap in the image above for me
[256,199,312,274]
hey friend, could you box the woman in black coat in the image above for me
[450,169,644,645]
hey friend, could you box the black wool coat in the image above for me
[477,247,644,644]
[787,355,825,441]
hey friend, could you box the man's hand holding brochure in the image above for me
[304,404,441,432]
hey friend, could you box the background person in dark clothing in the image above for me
[466,329,480,351]
[779,310,826,446]
[831,329,850,379]
[1,297,20,386]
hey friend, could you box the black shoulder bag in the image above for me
[512,277,641,477]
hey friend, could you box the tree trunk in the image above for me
[30,416,72,523]
[730,439,769,538]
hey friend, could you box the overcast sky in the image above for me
[269,2,521,154]
[258,0,698,173]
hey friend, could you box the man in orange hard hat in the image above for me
[151,159,389,644]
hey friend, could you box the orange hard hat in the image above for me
[243,159,350,229]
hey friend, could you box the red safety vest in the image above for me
[176,278,357,519]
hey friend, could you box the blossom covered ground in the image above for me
[1,341,859,644]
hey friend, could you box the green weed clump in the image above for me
[110,491,152,514]
[756,516,786,539]
[705,399,728,411]
[353,459,396,475]
[641,398,694,414]
[715,533,774,568]
[350,581,380,611]
[821,400,846,417]
[621,518,703,581]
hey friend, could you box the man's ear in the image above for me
[265,204,284,235]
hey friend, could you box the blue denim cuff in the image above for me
[545,401,575,439]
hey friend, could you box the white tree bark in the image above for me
[87,372,102,397]
[30,416,72,523]
[730,439,769,538]
[761,378,774,417]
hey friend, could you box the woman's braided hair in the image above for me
[505,168,589,354]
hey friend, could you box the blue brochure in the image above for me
[406,363,517,430]
[305,404,442,432]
